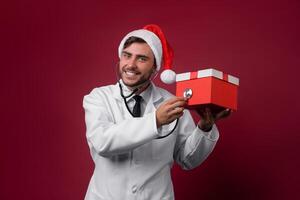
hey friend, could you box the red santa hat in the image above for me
[118,24,176,84]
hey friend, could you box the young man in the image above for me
[83,25,230,200]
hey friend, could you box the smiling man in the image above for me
[83,24,231,200]
[120,38,155,89]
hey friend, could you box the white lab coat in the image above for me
[83,82,219,200]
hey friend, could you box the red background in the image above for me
[1,0,299,199]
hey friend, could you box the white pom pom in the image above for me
[160,69,176,84]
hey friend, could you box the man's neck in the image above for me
[134,82,151,95]
[122,80,151,95]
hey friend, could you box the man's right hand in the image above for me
[156,97,187,128]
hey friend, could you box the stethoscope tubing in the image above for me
[118,81,178,139]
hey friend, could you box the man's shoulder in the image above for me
[85,83,117,98]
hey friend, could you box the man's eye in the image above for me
[122,53,130,58]
[139,57,147,62]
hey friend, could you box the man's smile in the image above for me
[123,69,141,79]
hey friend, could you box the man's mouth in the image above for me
[123,70,140,77]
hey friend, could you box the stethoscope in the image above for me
[117,65,178,139]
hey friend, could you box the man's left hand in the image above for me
[196,107,231,132]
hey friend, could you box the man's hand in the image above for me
[156,97,187,128]
[196,107,231,131]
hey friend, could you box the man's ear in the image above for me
[152,65,157,73]
[150,67,158,81]
[152,68,158,76]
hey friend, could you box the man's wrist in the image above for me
[197,122,213,132]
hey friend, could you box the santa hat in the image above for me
[118,24,176,84]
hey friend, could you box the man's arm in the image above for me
[155,97,230,170]
[83,88,158,157]
[173,110,220,170]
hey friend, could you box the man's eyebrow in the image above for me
[122,51,150,59]
[136,54,150,59]
[122,50,132,55]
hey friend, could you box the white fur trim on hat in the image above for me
[160,69,176,84]
[118,30,162,71]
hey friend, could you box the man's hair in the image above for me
[123,36,146,49]
[123,36,157,68]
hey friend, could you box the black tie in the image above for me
[132,95,142,117]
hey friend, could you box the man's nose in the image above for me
[127,56,137,67]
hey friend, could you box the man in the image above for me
[83,24,230,200]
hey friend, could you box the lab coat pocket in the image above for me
[152,138,174,160]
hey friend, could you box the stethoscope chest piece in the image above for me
[183,88,193,99]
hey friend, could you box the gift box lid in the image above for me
[175,68,239,86]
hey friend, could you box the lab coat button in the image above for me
[132,185,138,193]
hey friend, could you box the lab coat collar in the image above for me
[112,80,163,104]
[150,83,164,103]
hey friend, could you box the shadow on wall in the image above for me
[203,167,267,200]
[173,143,280,200]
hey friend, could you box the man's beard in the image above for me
[118,64,153,89]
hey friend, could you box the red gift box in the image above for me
[175,68,239,111]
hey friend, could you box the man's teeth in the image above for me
[125,71,137,76]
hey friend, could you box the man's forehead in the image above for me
[123,42,154,57]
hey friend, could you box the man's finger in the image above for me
[202,107,212,120]
[215,109,231,120]
[205,107,212,117]
[196,107,206,117]
[168,112,184,123]
[168,106,185,116]
[169,101,187,110]
[196,111,205,119]
[166,97,187,105]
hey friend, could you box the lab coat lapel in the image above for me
[111,82,133,119]
[111,82,124,102]
[111,81,164,118]
[151,83,164,106]
[144,83,164,114]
